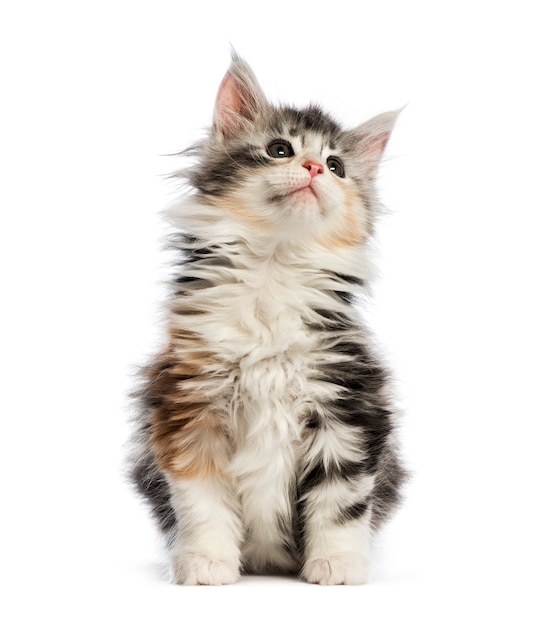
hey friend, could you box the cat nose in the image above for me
[303,160,324,177]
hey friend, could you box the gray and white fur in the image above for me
[129,54,406,585]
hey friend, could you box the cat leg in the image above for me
[299,473,375,585]
[148,388,243,584]
[160,417,242,585]
[299,423,376,585]
[168,474,243,585]
[143,341,244,584]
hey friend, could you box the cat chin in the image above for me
[271,198,326,232]
[273,183,334,211]
[291,185,319,201]
[282,187,322,210]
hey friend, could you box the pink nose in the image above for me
[303,160,324,177]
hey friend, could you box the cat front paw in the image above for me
[302,554,368,585]
[172,554,240,585]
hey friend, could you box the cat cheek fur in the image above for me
[129,53,406,585]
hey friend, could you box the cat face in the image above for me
[188,55,398,248]
[261,131,349,220]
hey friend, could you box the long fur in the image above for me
[129,54,406,585]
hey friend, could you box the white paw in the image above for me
[172,554,240,586]
[302,554,368,585]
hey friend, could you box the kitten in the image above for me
[129,54,406,585]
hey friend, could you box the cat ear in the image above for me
[352,109,400,178]
[213,54,268,137]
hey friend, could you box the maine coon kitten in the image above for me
[130,54,405,585]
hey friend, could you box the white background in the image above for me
[2,1,548,624]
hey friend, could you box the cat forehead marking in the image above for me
[290,132,334,156]
[267,106,342,150]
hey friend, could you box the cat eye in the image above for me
[267,140,294,158]
[327,156,345,178]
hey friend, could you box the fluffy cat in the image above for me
[129,54,405,585]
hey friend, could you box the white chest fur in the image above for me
[178,255,325,570]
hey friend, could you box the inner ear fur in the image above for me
[213,55,268,137]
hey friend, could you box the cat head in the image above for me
[187,54,398,249]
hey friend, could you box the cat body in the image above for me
[130,55,405,585]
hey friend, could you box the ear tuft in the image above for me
[213,55,267,138]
